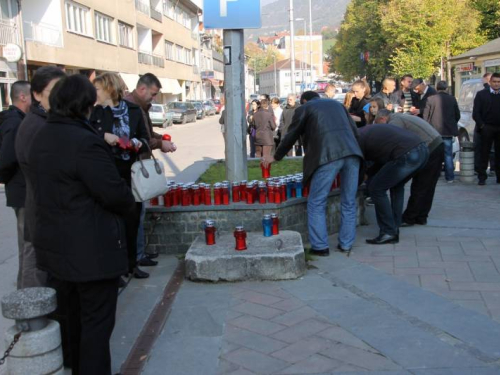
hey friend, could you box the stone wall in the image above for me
[144,189,367,255]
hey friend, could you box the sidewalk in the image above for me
[138,178,500,375]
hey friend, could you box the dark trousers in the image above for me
[124,202,142,273]
[369,143,429,236]
[478,125,500,182]
[403,143,444,224]
[474,127,496,173]
[249,135,256,158]
[48,276,119,375]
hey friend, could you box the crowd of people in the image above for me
[0,68,175,374]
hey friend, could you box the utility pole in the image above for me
[308,0,314,87]
[289,0,296,95]
[273,55,277,95]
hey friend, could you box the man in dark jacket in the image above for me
[410,78,437,118]
[263,91,363,255]
[373,77,399,110]
[0,81,35,289]
[375,110,443,226]
[423,80,460,182]
[473,72,500,185]
[473,72,495,175]
[359,124,429,244]
[279,94,301,156]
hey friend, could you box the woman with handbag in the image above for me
[90,72,150,279]
[247,99,260,158]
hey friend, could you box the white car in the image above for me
[149,103,173,128]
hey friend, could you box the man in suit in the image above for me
[423,81,460,182]
[473,72,500,185]
[474,72,494,174]
[410,78,437,118]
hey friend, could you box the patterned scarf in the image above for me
[110,100,131,160]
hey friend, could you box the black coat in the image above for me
[349,97,369,128]
[414,86,437,118]
[473,88,500,129]
[275,98,363,185]
[27,114,135,282]
[0,106,26,208]
[423,92,460,137]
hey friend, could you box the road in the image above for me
[0,113,225,355]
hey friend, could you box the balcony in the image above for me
[135,0,150,16]
[150,7,162,22]
[138,51,165,68]
[193,65,200,74]
[24,21,62,47]
[0,19,18,46]
[191,31,198,41]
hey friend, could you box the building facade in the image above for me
[258,58,315,97]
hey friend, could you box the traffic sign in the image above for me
[204,0,261,29]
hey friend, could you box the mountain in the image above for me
[245,0,350,41]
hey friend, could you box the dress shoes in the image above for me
[309,248,330,257]
[415,219,427,225]
[400,222,414,227]
[118,277,127,288]
[138,257,158,267]
[133,267,150,279]
[145,251,159,259]
[336,244,351,253]
[478,180,486,186]
[366,234,399,245]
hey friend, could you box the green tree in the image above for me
[471,0,500,40]
[244,43,282,76]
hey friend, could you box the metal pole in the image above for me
[253,59,257,94]
[223,29,248,182]
[289,0,296,95]
[308,0,313,86]
[273,55,277,94]
[303,19,306,89]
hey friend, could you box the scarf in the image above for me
[110,100,131,160]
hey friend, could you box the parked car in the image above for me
[457,78,484,144]
[191,101,206,119]
[212,99,223,114]
[203,100,217,116]
[149,103,173,128]
[168,102,197,124]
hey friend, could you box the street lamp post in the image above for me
[273,55,277,95]
[296,18,307,91]
[289,0,296,95]
[309,0,314,86]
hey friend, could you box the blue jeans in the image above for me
[136,203,146,261]
[369,143,429,236]
[307,156,361,251]
[442,137,455,181]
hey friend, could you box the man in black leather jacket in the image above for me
[262,91,363,255]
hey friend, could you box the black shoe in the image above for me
[400,222,414,227]
[415,219,427,225]
[365,197,374,206]
[138,257,158,267]
[133,267,150,279]
[366,234,399,245]
[336,244,351,253]
[145,252,159,259]
[118,277,127,288]
[478,180,486,186]
[309,248,330,257]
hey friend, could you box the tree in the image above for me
[471,0,500,40]
[244,43,283,76]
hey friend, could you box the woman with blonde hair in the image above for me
[349,80,371,128]
[343,91,355,110]
[90,72,150,280]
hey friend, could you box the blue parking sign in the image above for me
[204,0,261,29]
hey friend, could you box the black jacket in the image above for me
[280,103,300,138]
[414,86,437,118]
[423,92,460,137]
[0,106,26,208]
[473,88,500,129]
[27,114,135,282]
[275,98,363,185]
[349,97,369,128]
[16,106,48,242]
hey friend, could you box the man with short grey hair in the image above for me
[279,94,301,156]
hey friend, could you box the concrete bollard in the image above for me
[460,141,475,184]
[1,288,64,375]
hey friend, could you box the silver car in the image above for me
[149,103,173,128]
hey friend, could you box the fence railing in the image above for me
[0,20,18,46]
[23,21,63,47]
[139,51,165,68]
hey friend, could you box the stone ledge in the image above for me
[185,231,306,282]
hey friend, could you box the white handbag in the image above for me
[131,141,168,202]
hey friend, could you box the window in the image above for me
[174,6,182,23]
[95,12,113,43]
[183,11,191,28]
[165,40,174,60]
[65,1,92,36]
[163,0,174,18]
[176,45,183,63]
[118,22,133,48]
[185,48,191,65]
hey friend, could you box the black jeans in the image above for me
[48,276,119,375]
[249,135,256,158]
[403,143,444,224]
[369,143,429,236]
[474,127,496,174]
[478,125,500,182]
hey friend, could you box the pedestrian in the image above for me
[423,80,460,183]
[483,72,492,90]
[253,98,276,157]
[473,72,500,185]
[366,97,385,125]
[343,91,355,110]
[375,109,443,226]
[474,72,495,174]
[0,80,38,289]
[324,83,337,99]
[359,124,428,244]
[90,72,151,280]
[271,97,283,148]
[27,74,136,375]
[15,66,66,289]
[246,99,259,158]
[409,78,437,117]
[394,74,416,114]
[263,91,363,255]
[349,80,370,128]
[260,93,274,114]
[124,74,176,266]
[373,77,398,111]
[279,94,301,156]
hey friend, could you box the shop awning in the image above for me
[159,78,183,95]
[119,73,140,92]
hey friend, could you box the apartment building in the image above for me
[258,58,315,97]
[2,0,205,105]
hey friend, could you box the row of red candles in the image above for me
[150,175,341,207]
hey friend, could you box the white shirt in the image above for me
[420,86,429,100]
[273,107,283,128]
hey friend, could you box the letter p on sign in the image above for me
[220,0,238,17]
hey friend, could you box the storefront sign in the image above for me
[456,63,474,72]
[2,44,22,63]
[485,59,500,68]
[201,70,215,79]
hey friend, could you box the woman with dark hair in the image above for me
[26,74,135,375]
[90,72,150,279]
[247,99,260,158]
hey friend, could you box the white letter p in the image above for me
[220,0,238,17]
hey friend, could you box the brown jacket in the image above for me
[253,108,276,146]
[124,91,162,150]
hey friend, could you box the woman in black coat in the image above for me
[349,80,371,128]
[27,75,135,375]
[90,73,150,279]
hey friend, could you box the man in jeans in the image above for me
[423,81,460,182]
[262,91,363,255]
[359,124,428,244]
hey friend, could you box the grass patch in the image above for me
[197,159,303,185]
